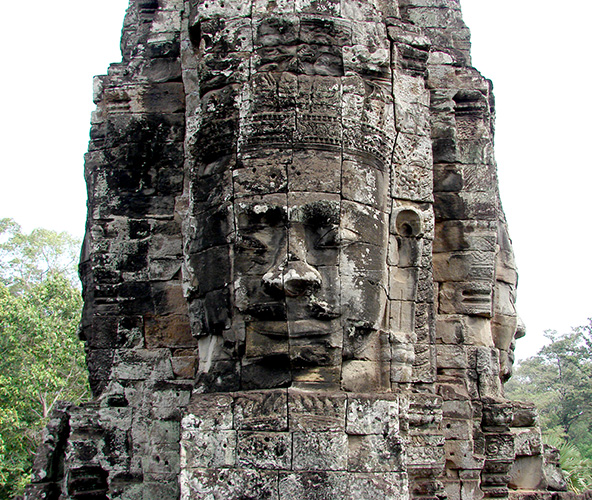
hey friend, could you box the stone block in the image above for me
[180,430,236,468]
[465,316,494,346]
[183,393,233,431]
[436,344,468,369]
[152,382,192,420]
[348,472,410,499]
[343,328,389,362]
[171,355,198,379]
[508,456,546,491]
[190,0,250,23]
[245,327,289,359]
[442,418,472,440]
[393,132,433,171]
[289,148,342,193]
[412,343,436,383]
[142,450,180,475]
[279,471,349,499]
[289,389,346,431]
[237,431,292,469]
[437,374,471,401]
[148,421,180,446]
[234,390,288,431]
[407,435,446,474]
[112,349,174,381]
[233,164,288,197]
[460,478,483,500]
[482,403,513,429]
[300,17,352,46]
[407,394,443,428]
[434,192,496,221]
[513,427,542,457]
[439,281,492,317]
[346,394,399,436]
[144,314,194,349]
[484,433,515,461]
[394,99,430,136]
[24,483,61,499]
[436,315,464,344]
[390,300,416,333]
[443,480,461,500]
[348,434,405,472]
[341,200,389,247]
[511,401,538,428]
[342,157,389,210]
[442,400,473,420]
[293,432,348,470]
[341,360,390,392]
[445,439,484,470]
[291,365,342,389]
[142,481,179,500]
[433,220,497,253]
[389,267,419,301]
[491,313,518,350]
[181,468,279,500]
[241,357,293,390]
[433,250,495,282]
[389,235,424,269]
[393,147,434,200]
[494,281,517,317]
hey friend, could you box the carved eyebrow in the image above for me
[299,201,340,226]
[240,204,287,225]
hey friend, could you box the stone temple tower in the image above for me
[25,0,575,498]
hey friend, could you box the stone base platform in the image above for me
[180,389,444,499]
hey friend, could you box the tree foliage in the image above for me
[544,435,592,494]
[0,219,89,498]
[505,319,592,492]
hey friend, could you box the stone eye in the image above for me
[236,234,267,252]
[314,227,340,249]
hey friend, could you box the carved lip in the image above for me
[288,319,339,338]
[244,302,287,320]
[245,318,341,339]
[244,297,341,322]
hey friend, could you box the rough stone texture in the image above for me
[24,0,588,499]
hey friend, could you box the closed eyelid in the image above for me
[315,227,339,248]
[314,226,359,248]
[236,234,268,250]
[339,227,360,245]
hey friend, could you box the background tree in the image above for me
[505,319,592,492]
[0,219,88,499]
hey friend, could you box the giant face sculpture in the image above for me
[184,1,427,393]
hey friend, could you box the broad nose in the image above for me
[262,260,322,297]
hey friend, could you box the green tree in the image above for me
[0,219,89,498]
[544,435,592,493]
[505,319,592,492]
[0,218,79,293]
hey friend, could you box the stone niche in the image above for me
[23,0,580,499]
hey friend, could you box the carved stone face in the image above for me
[231,164,391,390]
[185,2,418,392]
[492,223,522,383]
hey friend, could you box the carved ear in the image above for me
[391,207,423,238]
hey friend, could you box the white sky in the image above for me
[0,0,590,359]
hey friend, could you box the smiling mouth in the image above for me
[245,297,341,322]
[245,302,287,320]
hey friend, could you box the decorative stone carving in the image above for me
[24,0,583,499]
